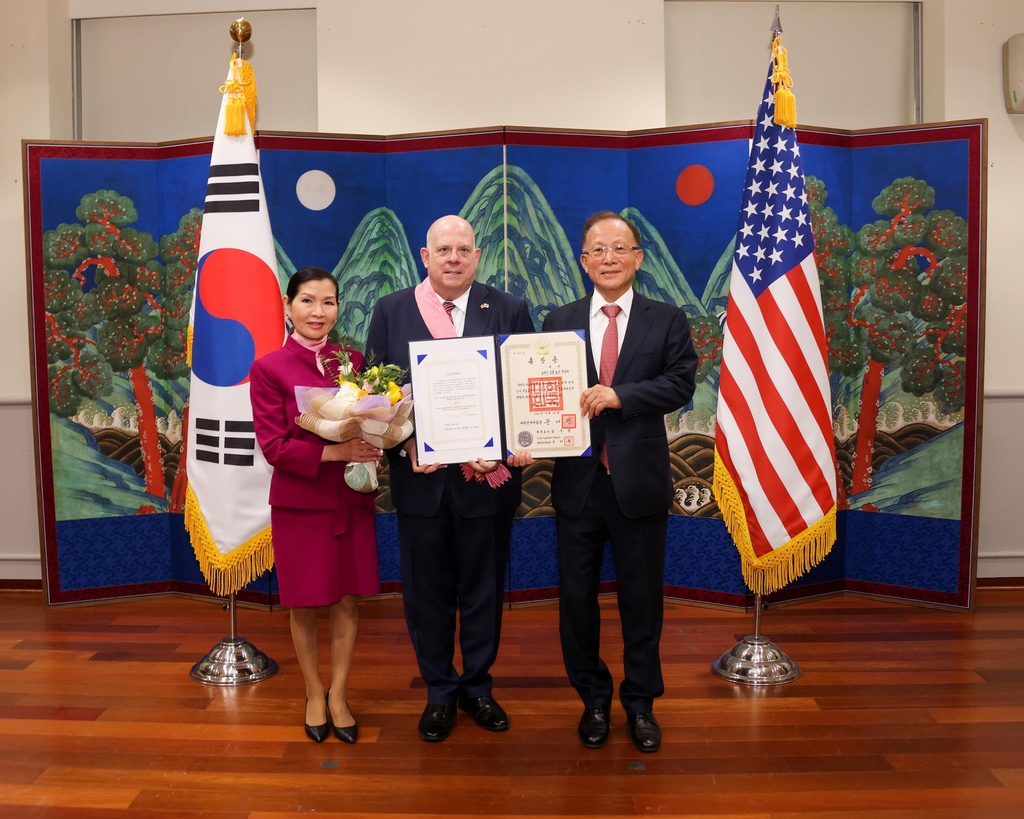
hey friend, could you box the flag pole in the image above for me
[191,592,278,685]
[711,594,800,685]
[186,18,278,686]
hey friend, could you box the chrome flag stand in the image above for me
[190,592,278,686]
[711,594,800,685]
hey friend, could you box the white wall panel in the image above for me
[80,9,317,141]
[665,1,916,128]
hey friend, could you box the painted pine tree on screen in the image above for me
[41,191,201,502]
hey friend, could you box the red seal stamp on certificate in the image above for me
[527,377,563,412]
[561,413,576,429]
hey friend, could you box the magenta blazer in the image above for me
[249,336,375,516]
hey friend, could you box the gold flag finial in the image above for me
[221,19,257,136]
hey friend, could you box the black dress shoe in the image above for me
[330,700,358,744]
[418,703,455,742]
[577,706,611,748]
[627,712,661,753]
[457,695,509,732]
[304,698,329,744]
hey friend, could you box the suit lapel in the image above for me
[462,282,491,337]
[402,290,431,339]
[572,299,599,384]
[613,294,652,385]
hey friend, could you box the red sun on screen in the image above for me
[675,164,714,206]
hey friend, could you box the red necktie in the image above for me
[598,304,621,470]
[442,300,456,323]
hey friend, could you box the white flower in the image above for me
[335,381,363,409]
[313,381,364,419]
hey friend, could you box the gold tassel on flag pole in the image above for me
[220,19,257,137]
[771,37,797,128]
[770,5,797,128]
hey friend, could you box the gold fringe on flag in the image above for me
[186,325,193,368]
[219,55,258,137]
[713,449,836,596]
[771,35,797,128]
[183,482,275,596]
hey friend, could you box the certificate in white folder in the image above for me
[408,335,503,465]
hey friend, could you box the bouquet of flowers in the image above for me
[295,350,414,492]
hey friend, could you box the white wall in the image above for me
[1,0,71,579]
[665,1,917,128]
[315,0,666,134]
[3,0,1022,582]
[80,10,318,141]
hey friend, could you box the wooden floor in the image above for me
[0,588,1022,818]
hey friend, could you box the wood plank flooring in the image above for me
[0,588,1022,818]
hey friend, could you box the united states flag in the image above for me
[713,63,838,596]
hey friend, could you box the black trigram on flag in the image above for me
[194,417,257,466]
[204,163,260,213]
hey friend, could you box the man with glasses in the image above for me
[366,215,533,742]
[511,211,697,752]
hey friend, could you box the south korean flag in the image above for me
[184,56,285,596]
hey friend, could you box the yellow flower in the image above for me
[387,382,402,405]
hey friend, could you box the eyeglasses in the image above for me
[433,245,474,259]
[581,244,640,257]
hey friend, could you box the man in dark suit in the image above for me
[365,215,534,742]
[511,211,697,752]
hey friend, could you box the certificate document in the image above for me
[408,335,503,465]
[499,330,592,458]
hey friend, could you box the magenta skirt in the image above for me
[270,502,380,608]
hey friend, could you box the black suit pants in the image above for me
[397,475,512,706]
[556,469,667,714]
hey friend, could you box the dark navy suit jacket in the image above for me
[542,292,698,520]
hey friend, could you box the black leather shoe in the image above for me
[627,712,661,753]
[330,701,358,744]
[577,706,611,749]
[457,695,509,732]
[418,703,455,742]
[304,698,329,743]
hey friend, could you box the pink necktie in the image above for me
[598,305,621,470]
[442,301,456,323]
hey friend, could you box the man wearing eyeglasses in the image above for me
[511,211,697,752]
[366,215,534,743]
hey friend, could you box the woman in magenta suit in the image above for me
[249,267,381,744]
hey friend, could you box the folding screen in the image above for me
[24,119,984,607]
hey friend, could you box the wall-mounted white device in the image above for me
[1005,34,1024,114]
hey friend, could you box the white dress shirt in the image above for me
[589,288,634,372]
[437,288,471,337]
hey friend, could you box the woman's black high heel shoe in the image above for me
[304,697,329,743]
[330,699,358,744]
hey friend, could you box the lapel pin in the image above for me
[480,303,490,309]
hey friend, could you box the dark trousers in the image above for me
[397,479,513,706]
[556,469,667,715]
